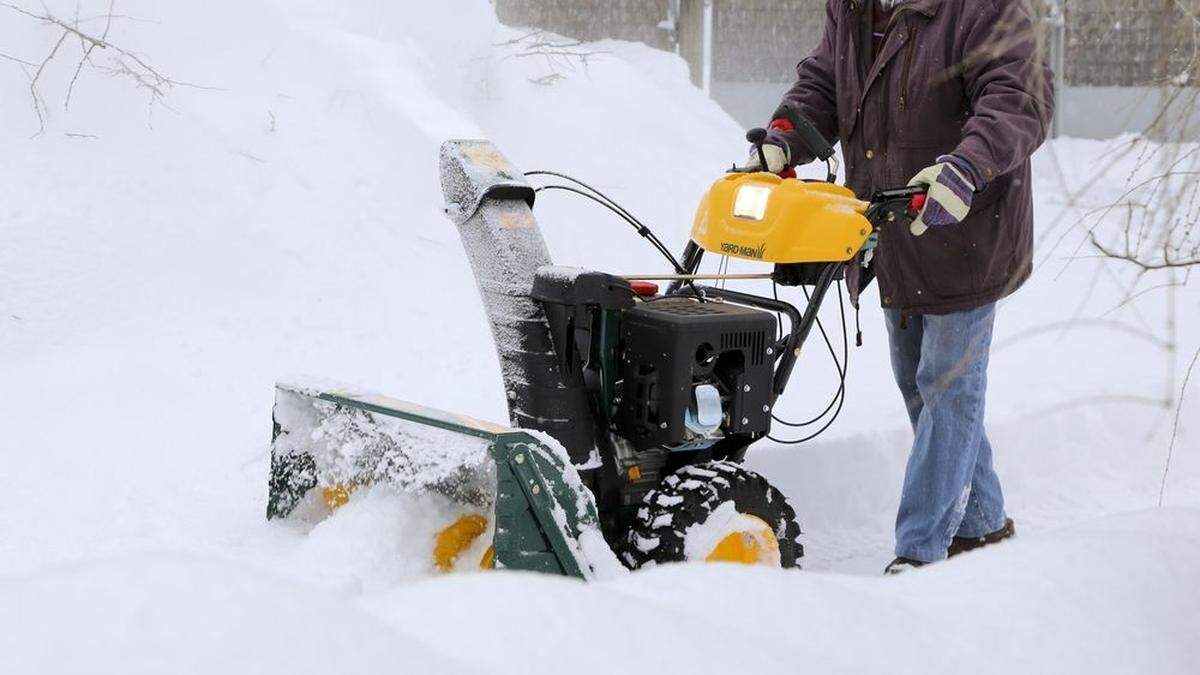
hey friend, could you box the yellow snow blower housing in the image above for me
[691,172,872,264]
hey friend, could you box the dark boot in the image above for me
[948,517,1015,557]
[884,556,927,575]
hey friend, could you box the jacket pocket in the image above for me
[967,196,1011,294]
[911,223,975,302]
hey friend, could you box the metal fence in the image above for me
[494,0,674,51]
[493,0,1199,137]
[494,0,1200,87]
[710,0,824,82]
[1065,0,1200,86]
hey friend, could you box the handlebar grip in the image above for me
[864,185,928,227]
[772,104,834,162]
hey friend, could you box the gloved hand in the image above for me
[907,155,981,236]
[745,142,791,175]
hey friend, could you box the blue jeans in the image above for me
[884,303,1007,563]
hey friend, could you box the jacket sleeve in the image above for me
[767,0,840,165]
[951,0,1056,186]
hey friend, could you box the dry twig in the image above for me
[495,30,609,84]
[0,0,193,132]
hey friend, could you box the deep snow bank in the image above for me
[0,553,470,675]
[3,509,1197,675]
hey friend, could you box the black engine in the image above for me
[532,267,776,456]
[616,297,774,449]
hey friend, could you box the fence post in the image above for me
[663,0,682,54]
[1044,0,1067,138]
[702,0,715,95]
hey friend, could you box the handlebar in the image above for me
[772,104,835,162]
[866,185,928,227]
[736,106,839,182]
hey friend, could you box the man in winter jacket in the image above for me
[752,0,1055,573]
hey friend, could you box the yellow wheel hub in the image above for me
[704,514,781,566]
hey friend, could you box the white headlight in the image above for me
[733,185,771,221]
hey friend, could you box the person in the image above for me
[750,0,1055,573]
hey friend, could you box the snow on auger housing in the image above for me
[267,112,928,577]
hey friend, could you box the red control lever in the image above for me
[630,280,660,298]
[909,193,927,213]
[769,118,795,133]
[767,118,798,179]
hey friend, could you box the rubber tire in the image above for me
[622,461,803,569]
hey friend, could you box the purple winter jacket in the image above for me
[769,0,1055,314]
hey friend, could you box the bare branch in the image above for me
[495,29,609,84]
[0,50,37,67]
[1090,232,1200,271]
[1160,343,1200,507]
[1,0,194,132]
[65,0,114,110]
[28,30,68,132]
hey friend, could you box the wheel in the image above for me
[622,461,803,569]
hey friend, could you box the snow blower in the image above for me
[267,110,927,577]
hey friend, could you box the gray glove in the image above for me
[744,143,790,174]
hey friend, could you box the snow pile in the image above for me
[293,485,484,588]
[0,553,471,674]
[3,509,1198,674]
[0,0,1197,673]
[356,508,1200,674]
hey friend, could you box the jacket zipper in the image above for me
[893,15,918,319]
[898,18,917,111]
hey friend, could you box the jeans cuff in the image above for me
[895,544,949,564]
[955,512,1007,540]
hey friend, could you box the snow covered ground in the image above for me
[1,1,1197,673]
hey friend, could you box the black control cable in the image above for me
[524,170,686,274]
[768,279,850,445]
[770,282,844,428]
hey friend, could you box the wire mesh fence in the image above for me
[1065,0,1199,86]
[494,0,1200,88]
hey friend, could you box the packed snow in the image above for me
[1,1,1197,673]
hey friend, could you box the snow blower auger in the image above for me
[267,109,927,576]
[268,382,617,578]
